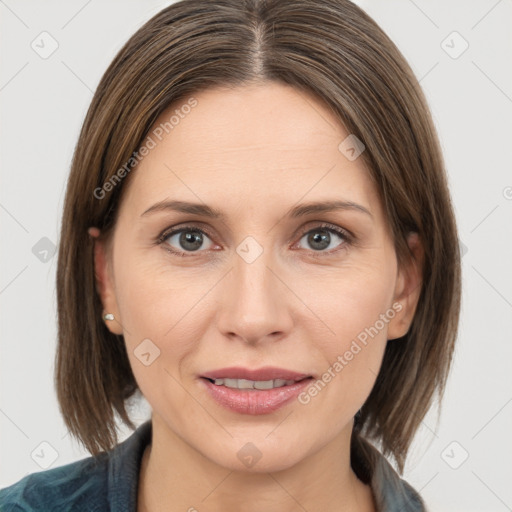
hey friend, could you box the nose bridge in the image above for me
[217,234,291,343]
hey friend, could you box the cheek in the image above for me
[114,242,186,328]
[299,259,395,410]
[303,254,396,344]
[113,260,202,417]
[112,248,215,387]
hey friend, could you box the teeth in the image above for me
[211,378,297,390]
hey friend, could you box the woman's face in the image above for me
[95,81,421,472]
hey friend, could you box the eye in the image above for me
[157,225,216,256]
[156,222,353,258]
[294,223,351,255]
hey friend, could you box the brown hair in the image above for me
[56,0,461,474]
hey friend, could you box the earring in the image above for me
[103,313,115,321]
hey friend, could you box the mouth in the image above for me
[201,376,312,390]
[198,366,314,414]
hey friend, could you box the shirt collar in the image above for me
[352,434,426,511]
[109,419,152,512]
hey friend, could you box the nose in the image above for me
[216,242,293,345]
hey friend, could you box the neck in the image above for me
[137,415,375,512]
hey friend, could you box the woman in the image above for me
[0,0,461,510]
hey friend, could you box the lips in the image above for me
[201,366,311,382]
[199,366,314,414]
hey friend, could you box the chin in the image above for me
[204,437,308,474]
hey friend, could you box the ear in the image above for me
[387,231,424,341]
[88,227,123,335]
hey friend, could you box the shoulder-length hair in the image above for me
[56,0,461,474]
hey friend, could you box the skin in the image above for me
[89,81,423,512]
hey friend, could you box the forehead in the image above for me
[121,82,382,221]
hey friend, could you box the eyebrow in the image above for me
[141,199,373,219]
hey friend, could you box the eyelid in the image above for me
[294,221,354,243]
[156,222,217,245]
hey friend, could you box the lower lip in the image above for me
[200,377,313,415]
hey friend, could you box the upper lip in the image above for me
[201,366,312,382]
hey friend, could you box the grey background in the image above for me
[1,1,511,510]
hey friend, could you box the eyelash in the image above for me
[155,222,354,259]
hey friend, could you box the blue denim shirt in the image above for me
[0,420,426,511]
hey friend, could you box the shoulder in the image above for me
[0,452,109,512]
[0,420,152,512]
